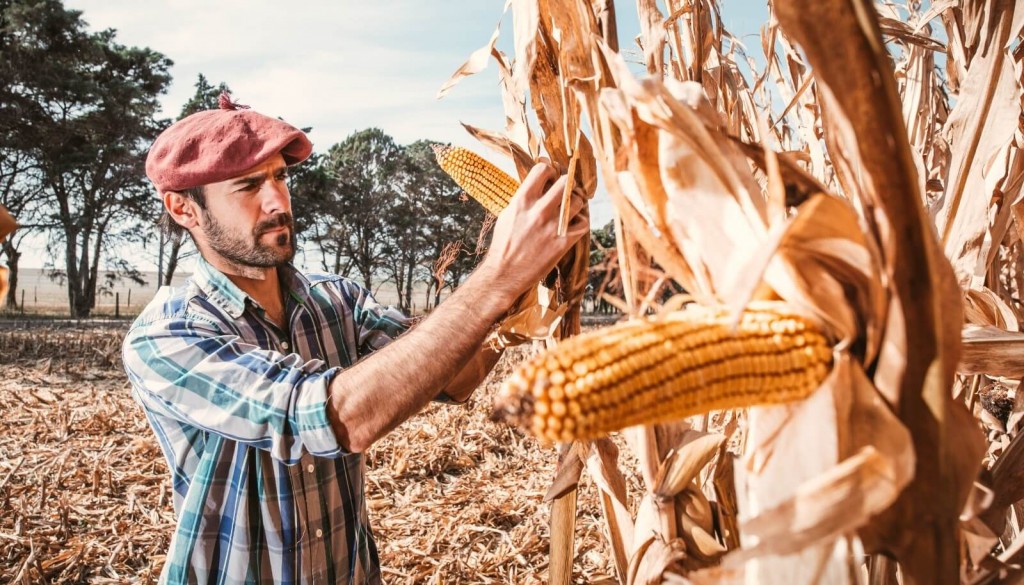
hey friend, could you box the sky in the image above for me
[29,0,768,272]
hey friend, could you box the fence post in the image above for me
[115,292,120,318]
[21,289,25,315]
[127,289,132,308]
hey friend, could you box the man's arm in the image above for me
[434,344,503,403]
[327,164,589,452]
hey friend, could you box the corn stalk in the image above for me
[442,0,1024,583]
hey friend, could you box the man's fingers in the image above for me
[566,190,587,218]
[516,162,558,205]
[566,209,590,236]
[563,195,591,242]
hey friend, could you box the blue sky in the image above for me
[34,0,769,272]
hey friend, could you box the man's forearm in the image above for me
[326,262,514,452]
[440,344,504,403]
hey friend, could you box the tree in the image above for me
[288,151,341,271]
[0,1,56,308]
[588,220,617,314]
[0,149,46,308]
[1,0,172,316]
[403,140,486,311]
[323,128,404,291]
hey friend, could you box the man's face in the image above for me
[198,154,296,268]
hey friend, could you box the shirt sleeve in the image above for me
[340,283,469,404]
[122,315,344,464]
[342,281,413,358]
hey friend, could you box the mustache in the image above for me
[254,213,293,236]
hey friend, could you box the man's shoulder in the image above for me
[301,272,370,301]
[129,279,219,332]
[303,271,361,289]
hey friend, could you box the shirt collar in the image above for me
[193,256,313,319]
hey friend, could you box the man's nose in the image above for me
[260,180,290,215]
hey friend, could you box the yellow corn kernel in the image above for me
[492,301,834,444]
[431,144,519,216]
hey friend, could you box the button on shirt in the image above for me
[122,258,410,584]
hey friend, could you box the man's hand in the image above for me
[481,163,591,307]
[327,162,590,453]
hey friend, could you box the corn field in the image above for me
[2,0,1024,583]
[438,0,1024,583]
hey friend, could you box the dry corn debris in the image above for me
[0,326,638,584]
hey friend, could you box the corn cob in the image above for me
[432,144,519,216]
[492,301,833,444]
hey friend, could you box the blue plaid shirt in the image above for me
[123,258,410,584]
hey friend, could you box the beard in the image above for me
[202,210,296,268]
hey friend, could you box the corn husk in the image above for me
[446,0,1024,583]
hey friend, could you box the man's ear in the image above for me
[163,191,199,229]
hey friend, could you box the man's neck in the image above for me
[207,256,287,328]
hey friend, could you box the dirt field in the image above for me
[0,323,632,583]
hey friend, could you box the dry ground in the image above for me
[0,324,635,584]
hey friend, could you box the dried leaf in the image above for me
[459,122,536,181]
[979,427,1024,533]
[935,3,1022,287]
[960,325,1024,378]
[964,287,1020,330]
[773,1,985,582]
[734,354,912,568]
[729,445,895,563]
[543,442,585,502]
[585,438,633,582]
[436,1,510,99]
[652,431,724,499]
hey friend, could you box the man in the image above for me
[122,94,589,584]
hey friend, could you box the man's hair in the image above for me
[158,185,206,242]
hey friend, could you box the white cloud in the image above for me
[66,0,511,149]
[33,0,617,273]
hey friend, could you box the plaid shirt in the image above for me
[123,258,410,584]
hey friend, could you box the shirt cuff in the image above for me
[294,367,345,458]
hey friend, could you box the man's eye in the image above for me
[276,171,289,181]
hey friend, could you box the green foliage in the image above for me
[590,220,615,266]
[0,0,172,316]
[289,129,487,312]
[179,74,232,118]
[0,2,607,317]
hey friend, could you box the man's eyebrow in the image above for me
[230,174,265,187]
[229,166,288,188]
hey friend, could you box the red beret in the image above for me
[145,93,313,192]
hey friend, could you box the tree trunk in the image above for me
[3,242,19,308]
[163,236,183,286]
[157,230,165,287]
[424,281,434,311]
[403,260,414,314]
[84,227,104,315]
[65,227,82,317]
[360,264,373,291]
